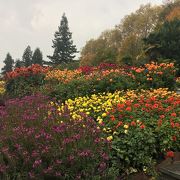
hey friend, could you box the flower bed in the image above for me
[1,62,179,178]
[0,95,112,179]
[43,62,176,101]
[57,88,180,176]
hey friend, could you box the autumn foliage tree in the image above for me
[80,29,120,66]
[80,4,162,66]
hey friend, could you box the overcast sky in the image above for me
[0,0,163,69]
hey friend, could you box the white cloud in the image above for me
[0,0,162,69]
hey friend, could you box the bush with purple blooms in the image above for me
[0,95,112,179]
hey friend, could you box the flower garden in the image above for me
[0,63,179,179]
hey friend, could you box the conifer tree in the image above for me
[1,53,14,74]
[32,48,43,65]
[47,13,78,65]
[22,45,33,67]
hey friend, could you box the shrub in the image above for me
[131,62,176,90]
[5,64,50,98]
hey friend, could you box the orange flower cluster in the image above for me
[45,69,82,83]
[124,88,178,100]
[131,67,145,73]
[145,62,174,71]
[84,68,133,81]
[6,64,50,80]
[131,62,175,82]
[131,62,175,74]
[44,62,176,91]
[45,67,134,83]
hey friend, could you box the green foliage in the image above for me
[56,60,80,70]
[47,13,78,65]
[144,19,180,73]
[32,48,43,65]
[111,128,157,176]
[15,59,24,68]
[6,74,45,98]
[1,53,14,75]
[121,55,133,66]
[42,77,95,102]
[43,68,175,102]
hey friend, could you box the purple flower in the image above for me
[98,162,107,172]
[32,159,42,168]
[14,144,21,150]
[0,164,8,173]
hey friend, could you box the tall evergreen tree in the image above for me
[32,48,43,65]
[47,13,78,65]
[1,53,14,74]
[22,45,33,67]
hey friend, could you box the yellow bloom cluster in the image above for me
[56,88,179,124]
[0,81,5,95]
[55,88,179,141]
[58,91,125,123]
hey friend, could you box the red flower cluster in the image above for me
[78,63,119,74]
[78,65,94,74]
[166,151,174,158]
[5,64,50,80]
